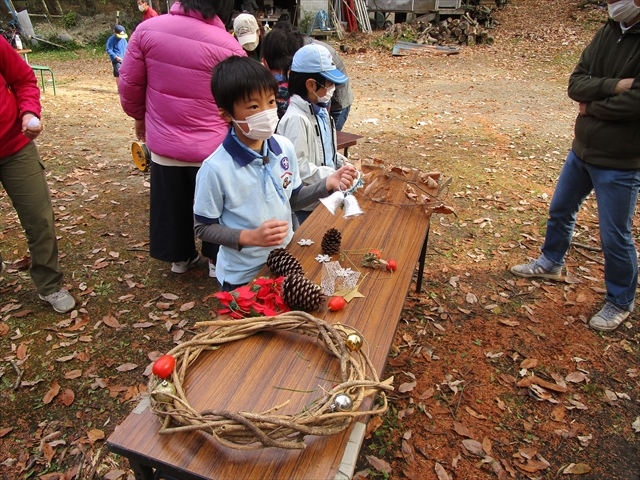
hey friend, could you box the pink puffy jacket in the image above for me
[119,3,246,162]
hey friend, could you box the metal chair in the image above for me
[31,65,56,95]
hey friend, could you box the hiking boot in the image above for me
[171,254,200,274]
[510,260,562,281]
[39,289,76,313]
[209,260,217,278]
[589,302,630,332]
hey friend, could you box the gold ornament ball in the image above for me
[152,379,176,403]
[345,333,363,352]
[334,393,353,411]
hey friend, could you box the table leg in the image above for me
[128,459,154,480]
[415,223,430,293]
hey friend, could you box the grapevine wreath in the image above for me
[147,311,394,450]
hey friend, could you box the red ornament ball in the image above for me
[328,296,347,311]
[152,355,176,379]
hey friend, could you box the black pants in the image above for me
[149,161,218,264]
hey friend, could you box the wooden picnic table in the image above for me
[15,48,32,62]
[336,131,364,158]
[107,164,438,479]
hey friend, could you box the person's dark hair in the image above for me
[261,23,304,77]
[211,56,279,115]
[181,0,233,22]
[288,71,326,97]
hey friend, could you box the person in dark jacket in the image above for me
[511,0,640,332]
[0,39,75,313]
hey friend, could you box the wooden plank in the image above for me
[107,165,434,479]
[336,131,364,156]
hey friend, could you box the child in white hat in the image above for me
[233,13,261,59]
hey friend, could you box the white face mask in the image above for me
[313,82,335,104]
[608,0,640,23]
[232,108,279,141]
[138,4,145,11]
[243,41,258,52]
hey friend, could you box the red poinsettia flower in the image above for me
[256,285,271,299]
[235,285,256,300]
[214,291,234,304]
[214,276,289,319]
[254,277,275,287]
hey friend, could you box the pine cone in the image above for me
[266,248,303,277]
[321,228,342,255]
[282,274,325,312]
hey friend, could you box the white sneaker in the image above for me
[510,260,562,281]
[39,289,76,313]
[209,261,217,278]
[589,302,630,332]
[171,254,200,274]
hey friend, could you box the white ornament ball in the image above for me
[27,117,40,129]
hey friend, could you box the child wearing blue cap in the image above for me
[276,43,349,225]
[193,56,357,291]
[106,25,128,86]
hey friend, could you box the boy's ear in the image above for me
[218,108,233,124]
[305,78,316,93]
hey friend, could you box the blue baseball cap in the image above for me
[291,44,348,85]
[114,25,127,39]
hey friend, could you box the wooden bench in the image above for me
[16,48,32,62]
[336,131,364,158]
[107,165,439,479]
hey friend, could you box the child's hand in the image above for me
[240,219,289,247]
[326,164,358,192]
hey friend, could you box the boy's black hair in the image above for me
[181,0,233,22]
[288,71,327,98]
[261,22,304,78]
[211,56,279,116]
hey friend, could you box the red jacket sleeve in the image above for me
[0,39,41,118]
[0,39,41,157]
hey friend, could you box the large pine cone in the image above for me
[266,248,303,277]
[321,228,342,255]
[282,274,325,312]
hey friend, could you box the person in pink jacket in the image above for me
[0,39,75,313]
[118,0,246,276]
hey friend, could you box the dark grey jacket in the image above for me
[569,19,640,169]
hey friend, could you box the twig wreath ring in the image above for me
[147,311,393,450]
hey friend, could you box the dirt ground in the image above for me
[1,0,639,479]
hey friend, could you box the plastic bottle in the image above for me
[14,35,23,50]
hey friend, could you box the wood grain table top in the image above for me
[107,165,436,479]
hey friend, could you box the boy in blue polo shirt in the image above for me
[194,56,357,291]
